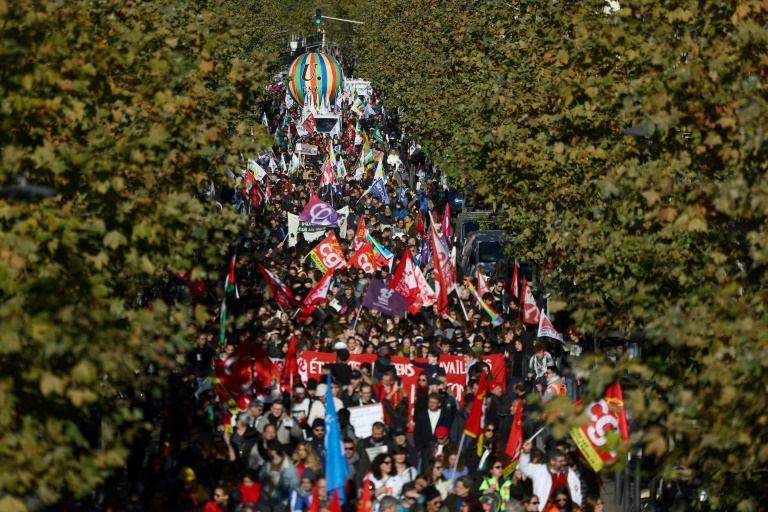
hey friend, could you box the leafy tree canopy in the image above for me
[356,0,768,507]
[0,0,275,508]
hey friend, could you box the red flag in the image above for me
[308,480,320,512]
[328,489,342,512]
[285,333,299,380]
[212,340,253,410]
[347,242,377,275]
[357,474,373,512]
[320,158,335,187]
[252,342,280,393]
[415,211,426,237]
[242,168,265,209]
[429,221,455,314]
[569,383,630,472]
[308,232,347,273]
[510,262,519,299]
[477,269,491,298]
[175,269,207,298]
[259,264,300,307]
[303,271,334,306]
[521,277,540,324]
[463,371,488,438]
[443,203,452,237]
[503,397,524,476]
[265,179,272,200]
[302,114,317,135]
[390,252,423,314]
[352,215,367,250]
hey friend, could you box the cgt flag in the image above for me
[308,232,347,273]
[570,383,630,472]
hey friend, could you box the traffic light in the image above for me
[315,9,322,24]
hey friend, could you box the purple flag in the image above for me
[419,240,431,267]
[299,195,344,227]
[361,278,409,318]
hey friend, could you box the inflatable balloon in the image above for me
[287,52,344,108]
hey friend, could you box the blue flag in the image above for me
[398,183,407,205]
[370,177,390,205]
[418,189,429,211]
[324,373,349,503]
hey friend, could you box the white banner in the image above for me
[287,207,348,247]
[348,403,385,439]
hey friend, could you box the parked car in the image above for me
[452,211,499,252]
[457,230,510,280]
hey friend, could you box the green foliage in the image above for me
[356,0,768,506]
[0,0,274,505]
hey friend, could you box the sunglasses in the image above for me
[485,427,495,432]
[493,464,503,469]
[530,501,540,505]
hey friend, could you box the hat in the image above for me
[377,346,390,357]
[391,426,406,437]
[249,399,264,409]
[301,467,318,483]
[350,370,363,380]
[316,383,328,397]
[306,378,318,391]
[487,380,502,391]
[427,376,442,386]
[312,418,325,429]
[333,341,349,351]
[177,467,196,482]
[434,426,449,438]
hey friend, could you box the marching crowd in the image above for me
[112,84,606,512]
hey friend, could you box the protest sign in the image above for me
[348,403,386,439]
[287,207,348,247]
[296,143,318,155]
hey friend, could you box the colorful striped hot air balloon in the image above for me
[287,52,344,108]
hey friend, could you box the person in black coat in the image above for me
[413,392,454,465]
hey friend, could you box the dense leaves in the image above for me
[0,0,273,507]
[356,0,768,507]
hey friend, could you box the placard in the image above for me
[296,143,318,155]
[348,403,386,439]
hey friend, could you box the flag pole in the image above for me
[458,292,470,321]
[353,305,364,328]
[450,431,466,488]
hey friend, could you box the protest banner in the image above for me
[348,403,386,439]
[287,207,348,247]
[295,143,318,155]
[295,351,507,430]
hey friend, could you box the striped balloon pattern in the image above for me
[287,52,343,107]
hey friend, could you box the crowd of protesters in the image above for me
[108,83,604,512]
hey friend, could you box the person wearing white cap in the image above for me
[306,381,344,427]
